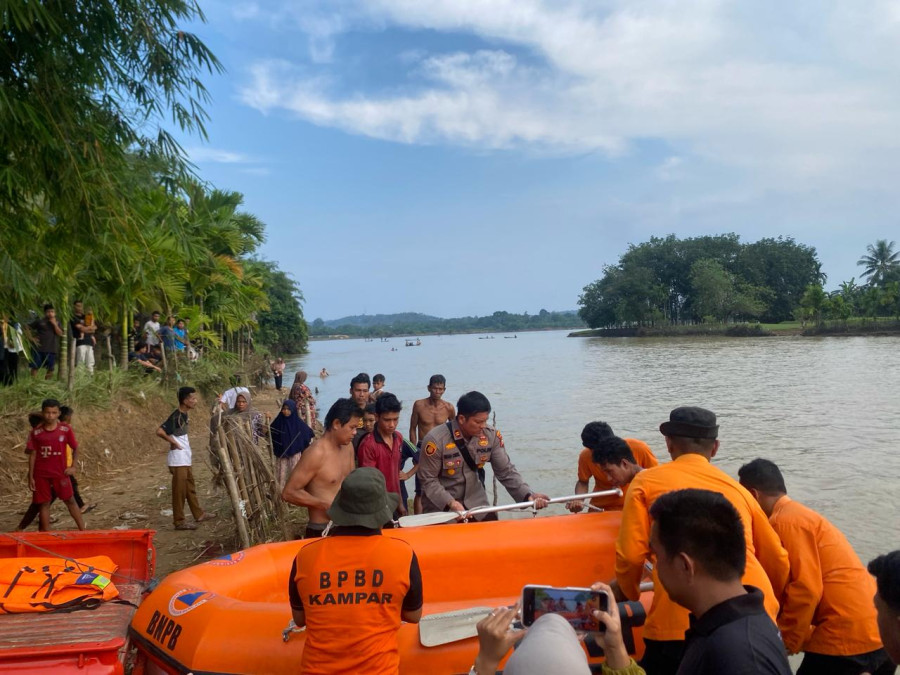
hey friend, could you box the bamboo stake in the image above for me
[214,426,250,549]
[265,421,292,542]
[221,427,251,512]
[243,428,267,538]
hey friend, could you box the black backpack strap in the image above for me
[445,422,486,487]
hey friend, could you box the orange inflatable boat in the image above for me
[130,511,651,674]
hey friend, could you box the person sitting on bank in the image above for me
[868,551,900,667]
[418,391,550,519]
[288,467,423,674]
[739,458,893,675]
[567,422,658,513]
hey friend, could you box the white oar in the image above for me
[398,489,622,528]
[419,581,655,648]
[418,606,495,647]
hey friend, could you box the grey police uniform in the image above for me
[418,419,533,516]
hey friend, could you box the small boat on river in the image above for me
[129,511,651,674]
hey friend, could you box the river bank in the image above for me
[0,380,305,577]
[569,320,900,338]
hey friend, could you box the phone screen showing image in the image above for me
[521,586,609,631]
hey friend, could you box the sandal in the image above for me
[196,512,217,523]
[175,523,198,530]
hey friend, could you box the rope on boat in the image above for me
[0,532,150,586]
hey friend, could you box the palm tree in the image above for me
[858,240,900,287]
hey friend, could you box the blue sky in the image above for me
[179,1,900,321]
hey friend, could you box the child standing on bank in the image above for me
[25,399,85,531]
[156,386,216,531]
[59,406,93,514]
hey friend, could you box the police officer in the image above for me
[418,391,550,518]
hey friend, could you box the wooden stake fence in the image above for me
[211,409,291,548]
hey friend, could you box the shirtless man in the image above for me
[407,375,456,514]
[409,375,455,445]
[281,398,363,538]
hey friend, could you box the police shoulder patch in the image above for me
[424,441,437,456]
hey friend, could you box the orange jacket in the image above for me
[769,496,883,655]
[0,555,118,613]
[616,453,790,641]
[577,439,658,510]
[293,534,416,675]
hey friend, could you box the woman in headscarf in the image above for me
[289,371,318,429]
[222,390,265,445]
[269,399,313,491]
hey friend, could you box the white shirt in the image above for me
[167,433,192,468]
[220,387,250,409]
[143,320,161,346]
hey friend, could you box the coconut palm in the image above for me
[857,240,900,287]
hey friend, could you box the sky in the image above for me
[179,1,900,321]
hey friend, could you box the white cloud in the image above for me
[237,0,900,189]
[185,147,271,175]
[186,147,256,164]
[232,3,261,21]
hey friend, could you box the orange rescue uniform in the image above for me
[291,533,420,675]
[577,438,658,510]
[769,496,883,656]
[616,453,790,642]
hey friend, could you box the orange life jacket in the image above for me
[0,555,119,613]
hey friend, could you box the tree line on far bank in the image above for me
[310,310,584,338]
[797,240,900,327]
[0,0,308,375]
[578,234,900,330]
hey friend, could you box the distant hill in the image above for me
[322,313,443,328]
[310,309,584,338]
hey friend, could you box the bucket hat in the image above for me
[327,467,398,529]
[659,406,719,439]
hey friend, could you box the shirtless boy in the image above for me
[281,398,363,538]
[407,375,455,514]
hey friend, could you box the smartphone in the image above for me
[521,585,610,631]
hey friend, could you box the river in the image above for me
[287,330,900,564]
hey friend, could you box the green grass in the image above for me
[758,321,802,332]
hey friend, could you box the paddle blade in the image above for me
[418,607,493,647]
[398,512,459,527]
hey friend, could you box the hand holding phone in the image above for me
[521,584,610,632]
[588,581,633,669]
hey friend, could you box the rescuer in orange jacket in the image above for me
[289,467,423,675]
[614,407,790,675]
[739,458,893,675]
[567,421,658,512]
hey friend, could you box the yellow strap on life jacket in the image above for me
[0,555,119,613]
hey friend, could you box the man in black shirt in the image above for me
[28,304,63,379]
[649,489,791,675]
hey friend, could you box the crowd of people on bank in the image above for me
[0,302,202,384]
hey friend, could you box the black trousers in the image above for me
[0,351,18,385]
[797,649,895,675]
[274,373,283,390]
[639,639,686,675]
